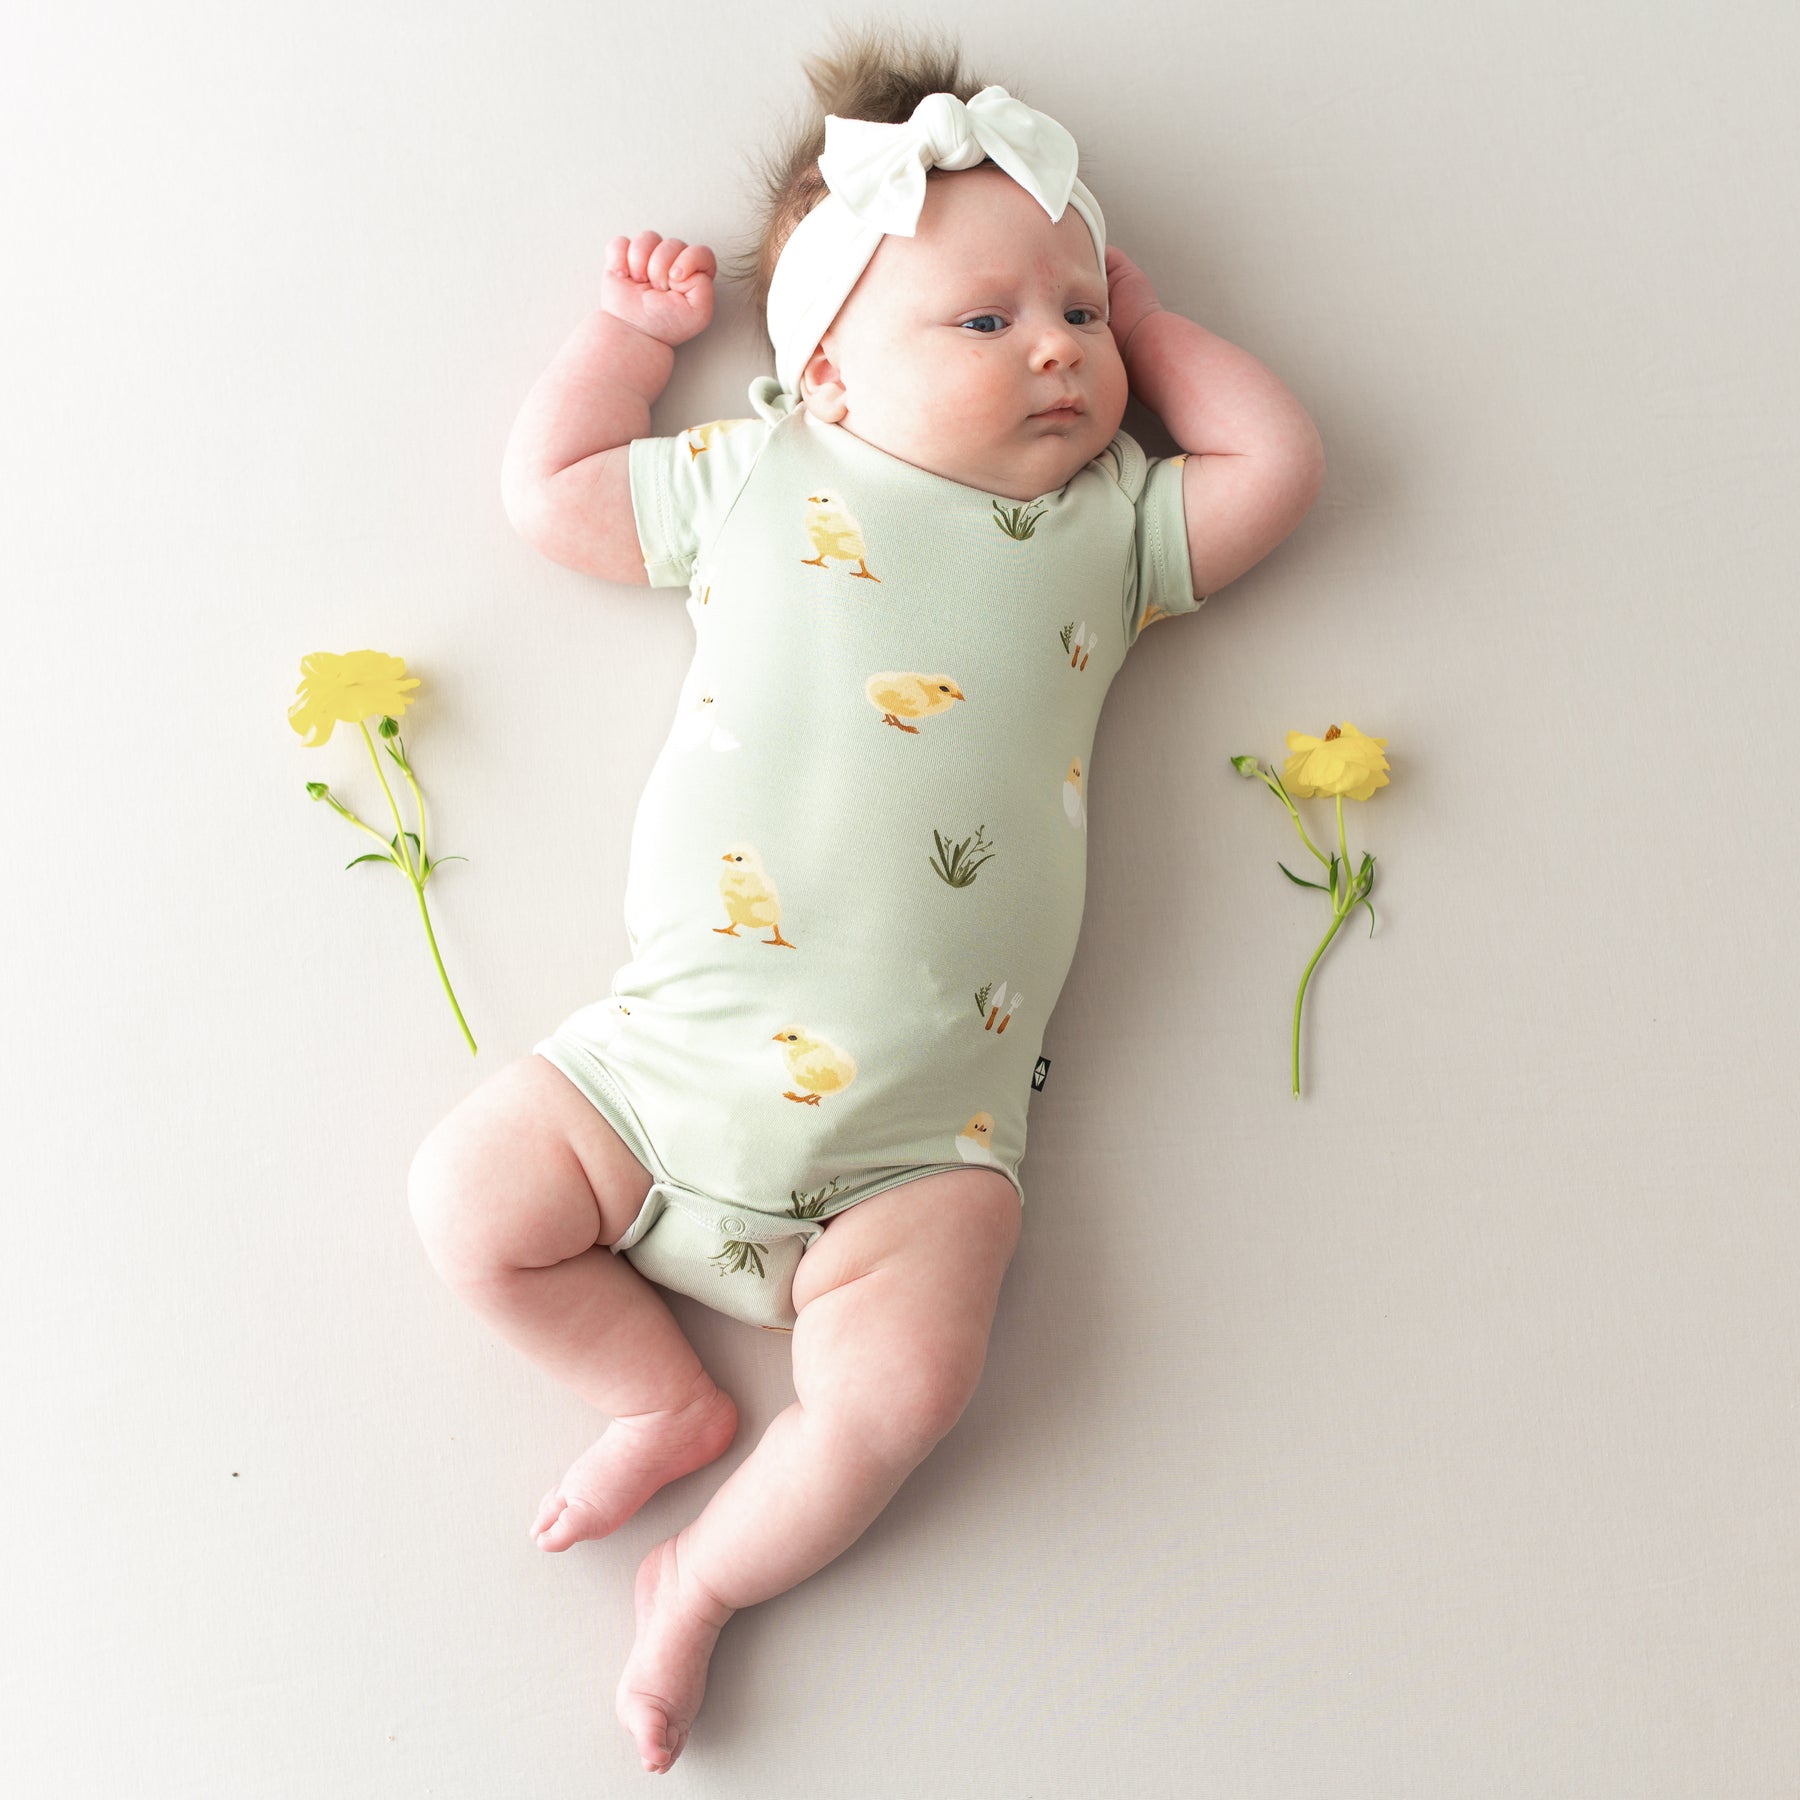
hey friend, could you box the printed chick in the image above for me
[672,689,742,753]
[800,491,881,581]
[715,843,796,947]
[772,1027,857,1105]
[955,1110,1002,1169]
[579,997,632,1048]
[1062,755,1087,827]
[682,418,749,460]
[866,671,965,734]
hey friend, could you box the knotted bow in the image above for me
[757,85,1108,409]
[817,85,1082,238]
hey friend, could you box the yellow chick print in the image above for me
[1062,756,1087,828]
[800,491,882,581]
[715,843,796,948]
[772,1026,857,1105]
[682,419,751,460]
[672,689,742,753]
[586,997,633,1046]
[866,671,966,734]
[955,1110,1003,1170]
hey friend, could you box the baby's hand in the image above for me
[602,231,717,348]
[1104,245,1165,359]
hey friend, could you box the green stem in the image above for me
[361,721,418,881]
[400,762,429,869]
[1335,794,1350,905]
[1264,770,1332,868]
[1292,904,1349,1099]
[356,720,476,1057]
[411,865,478,1057]
[331,797,403,853]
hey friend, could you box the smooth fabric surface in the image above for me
[532,376,1196,1325]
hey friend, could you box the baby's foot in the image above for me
[531,1384,737,1552]
[616,1535,735,1774]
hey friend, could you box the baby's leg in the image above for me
[616,1166,1021,1773]
[407,1055,738,1549]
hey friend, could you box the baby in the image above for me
[407,27,1323,1776]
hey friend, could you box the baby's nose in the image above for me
[1030,323,1084,369]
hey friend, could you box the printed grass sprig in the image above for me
[710,1239,768,1279]
[1231,722,1390,1098]
[991,500,1047,539]
[930,822,995,887]
[288,649,477,1056]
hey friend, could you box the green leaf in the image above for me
[345,852,398,871]
[1277,861,1330,893]
[420,853,468,885]
[1360,897,1378,937]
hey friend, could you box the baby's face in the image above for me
[798,165,1126,502]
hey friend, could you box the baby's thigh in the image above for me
[406,1054,654,1284]
[789,1168,1021,1453]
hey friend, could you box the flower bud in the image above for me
[378,716,400,738]
[306,782,330,800]
[1229,754,1262,778]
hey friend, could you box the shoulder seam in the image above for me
[690,416,776,579]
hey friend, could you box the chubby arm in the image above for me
[1105,248,1325,601]
[500,232,716,584]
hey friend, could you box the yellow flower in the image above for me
[1283,722,1390,801]
[287,650,421,748]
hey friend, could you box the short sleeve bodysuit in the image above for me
[533,375,1203,1328]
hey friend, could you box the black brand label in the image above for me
[1031,1056,1051,1092]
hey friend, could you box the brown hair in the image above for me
[718,21,1008,349]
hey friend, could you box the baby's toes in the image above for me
[620,1692,684,1773]
[535,1494,613,1553]
[530,1488,567,1542]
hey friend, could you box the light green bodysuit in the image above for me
[533,376,1202,1329]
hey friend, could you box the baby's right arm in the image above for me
[501,231,716,584]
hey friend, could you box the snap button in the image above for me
[720,1216,748,1235]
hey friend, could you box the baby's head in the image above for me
[723,26,1125,502]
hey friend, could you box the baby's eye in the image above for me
[960,309,1103,333]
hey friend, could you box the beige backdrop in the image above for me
[7,0,1798,1793]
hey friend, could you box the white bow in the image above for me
[756,85,1108,408]
[817,85,1081,237]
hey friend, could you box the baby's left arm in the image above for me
[1106,248,1326,601]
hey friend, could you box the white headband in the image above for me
[765,84,1108,403]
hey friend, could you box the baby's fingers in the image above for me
[649,239,716,291]
[625,229,666,283]
[668,242,716,285]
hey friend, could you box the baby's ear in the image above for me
[799,348,848,423]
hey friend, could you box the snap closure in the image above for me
[720,1216,748,1236]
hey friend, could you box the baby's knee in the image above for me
[404,1081,601,1286]
[405,1126,489,1284]
[408,1116,576,1288]
[803,1295,988,1464]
